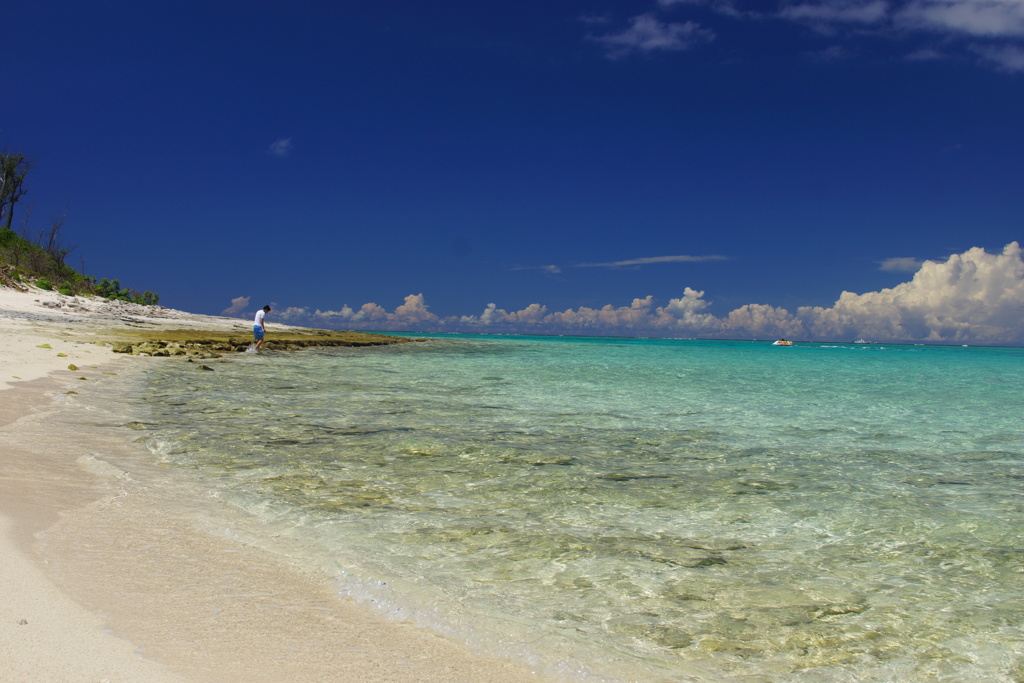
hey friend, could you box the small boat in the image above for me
[772,339,793,346]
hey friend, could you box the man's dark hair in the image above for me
[263,305,272,312]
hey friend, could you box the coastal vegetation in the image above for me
[0,142,159,304]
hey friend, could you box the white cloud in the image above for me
[658,0,749,18]
[780,0,890,24]
[314,305,356,319]
[879,256,925,271]
[897,0,1024,37]
[276,306,311,321]
[275,243,1024,345]
[222,295,250,316]
[461,302,551,326]
[392,293,439,324]
[511,303,549,323]
[592,13,715,58]
[546,296,661,329]
[775,0,1024,36]
[973,43,1024,70]
[588,0,1024,73]
[513,264,562,274]
[304,294,442,330]
[654,287,720,328]
[462,303,503,325]
[577,254,729,268]
[725,303,806,337]
[351,302,389,322]
[269,137,293,157]
[799,242,1024,342]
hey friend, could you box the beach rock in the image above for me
[67,364,79,371]
[102,330,411,359]
[198,364,214,371]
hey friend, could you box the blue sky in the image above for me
[5,1,1023,342]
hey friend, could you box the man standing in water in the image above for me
[253,304,271,351]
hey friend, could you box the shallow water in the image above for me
[114,336,1024,680]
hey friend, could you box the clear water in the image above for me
[121,336,1024,680]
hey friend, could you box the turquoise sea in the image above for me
[118,335,1024,680]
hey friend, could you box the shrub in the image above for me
[36,278,52,290]
[95,277,121,299]
[92,278,159,305]
[58,285,73,296]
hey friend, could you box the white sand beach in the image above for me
[0,286,539,682]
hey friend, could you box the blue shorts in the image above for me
[253,325,264,340]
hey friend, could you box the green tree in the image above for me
[1,148,33,233]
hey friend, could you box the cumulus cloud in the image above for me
[314,305,356,319]
[222,295,250,316]
[300,294,443,330]
[392,293,440,323]
[273,244,1024,344]
[276,306,312,321]
[461,302,550,326]
[269,137,293,157]
[799,242,1024,342]
[725,303,806,338]
[347,303,388,322]
[591,13,715,58]
[655,288,721,328]
[545,296,655,329]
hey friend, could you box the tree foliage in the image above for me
[94,277,160,306]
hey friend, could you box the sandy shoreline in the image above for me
[0,287,540,682]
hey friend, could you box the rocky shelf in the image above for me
[104,329,416,359]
